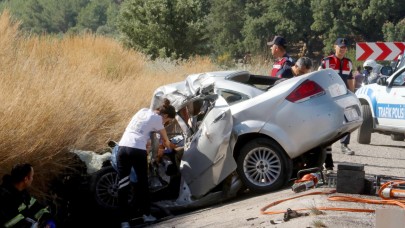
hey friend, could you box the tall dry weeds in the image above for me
[0,10,221,199]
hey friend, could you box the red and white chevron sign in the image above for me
[356,42,405,61]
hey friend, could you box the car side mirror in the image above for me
[377,77,388,86]
[380,66,393,76]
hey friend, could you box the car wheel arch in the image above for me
[358,98,378,125]
[233,135,293,193]
[358,97,377,117]
[232,133,291,161]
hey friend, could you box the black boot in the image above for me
[324,153,334,171]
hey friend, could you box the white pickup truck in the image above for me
[355,52,405,143]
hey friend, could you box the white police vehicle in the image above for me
[355,52,405,143]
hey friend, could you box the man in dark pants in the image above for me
[319,38,355,172]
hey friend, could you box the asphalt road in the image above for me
[148,129,405,228]
[330,129,405,177]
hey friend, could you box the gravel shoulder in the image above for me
[149,130,405,228]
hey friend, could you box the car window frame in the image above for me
[389,67,405,87]
[217,89,250,105]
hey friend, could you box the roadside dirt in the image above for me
[149,130,405,228]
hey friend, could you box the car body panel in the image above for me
[185,71,260,97]
[231,69,362,158]
[180,96,236,197]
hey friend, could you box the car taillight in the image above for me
[286,79,325,103]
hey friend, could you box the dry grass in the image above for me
[0,10,223,199]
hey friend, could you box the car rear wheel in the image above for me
[391,133,405,141]
[357,104,373,144]
[236,138,290,193]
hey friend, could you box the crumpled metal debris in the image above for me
[283,208,309,221]
[270,208,310,225]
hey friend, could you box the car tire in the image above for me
[391,133,405,141]
[236,138,291,194]
[90,165,134,211]
[357,104,373,144]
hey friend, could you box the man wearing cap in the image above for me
[320,37,355,172]
[268,36,294,77]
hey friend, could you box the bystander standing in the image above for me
[354,66,364,91]
[267,36,294,78]
[319,38,355,172]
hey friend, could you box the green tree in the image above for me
[118,0,211,59]
[76,0,109,32]
[311,0,404,55]
[242,0,317,58]
[96,2,120,36]
[242,1,274,56]
[362,0,404,40]
[73,0,119,36]
[382,18,405,41]
[18,0,90,34]
[310,0,353,54]
[207,0,245,60]
[1,0,119,36]
[0,0,26,19]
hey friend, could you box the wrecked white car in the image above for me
[79,69,362,212]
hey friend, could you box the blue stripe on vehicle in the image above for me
[356,86,368,95]
[375,103,405,119]
[364,88,378,116]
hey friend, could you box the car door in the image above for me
[375,67,405,128]
[180,96,236,198]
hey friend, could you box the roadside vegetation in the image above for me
[0,11,222,200]
[1,0,404,62]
